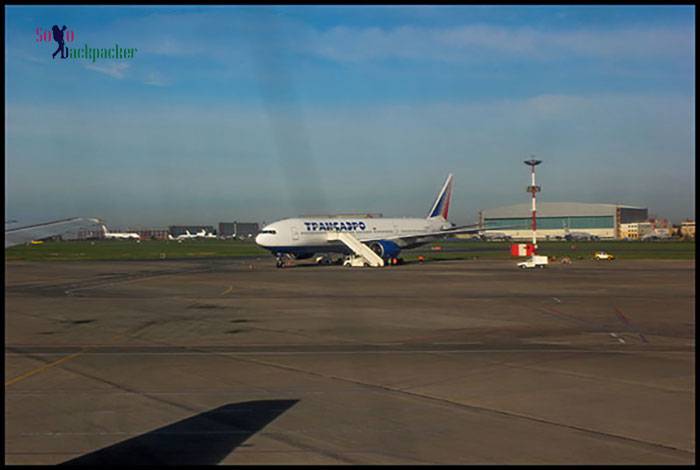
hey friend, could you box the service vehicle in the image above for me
[593,251,615,261]
[517,255,549,269]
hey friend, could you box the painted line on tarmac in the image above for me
[5,333,123,387]
[610,333,626,344]
[221,285,234,296]
[62,266,215,296]
[5,350,86,387]
[538,306,595,327]
[223,352,697,458]
[613,306,649,344]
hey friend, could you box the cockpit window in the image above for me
[259,229,277,234]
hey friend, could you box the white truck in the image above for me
[517,255,549,269]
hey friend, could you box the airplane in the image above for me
[5,217,103,248]
[101,225,140,240]
[255,174,498,268]
[641,231,671,241]
[562,222,599,241]
[194,229,217,239]
[167,229,206,241]
[564,232,599,241]
[168,231,193,241]
[189,229,208,239]
[480,231,512,241]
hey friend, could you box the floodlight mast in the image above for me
[524,157,542,250]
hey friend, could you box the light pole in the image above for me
[524,157,542,250]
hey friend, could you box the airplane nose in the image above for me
[255,233,265,246]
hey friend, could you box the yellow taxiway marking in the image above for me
[221,285,233,296]
[5,350,86,387]
[5,333,122,387]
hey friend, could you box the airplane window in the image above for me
[260,230,277,234]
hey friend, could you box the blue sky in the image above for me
[5,5,695,227]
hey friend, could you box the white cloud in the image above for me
[144,71,168,86]
[304,24,694,63]
[84,62,130,79]
[86,11,694,66]
[19,54,48,65]
[5,92,694,224]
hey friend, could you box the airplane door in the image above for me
[291,227,299,240]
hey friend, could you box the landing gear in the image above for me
[275,255,284,269]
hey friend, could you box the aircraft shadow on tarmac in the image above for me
[60,399,298,466]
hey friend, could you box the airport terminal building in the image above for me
[481,203,648,240]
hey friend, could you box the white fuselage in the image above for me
[254,173,474,263]
[481,232,510,240]
[565,231,597,241]
[104,232,140,240]
[255,216,451,256]
[170,230,207,240]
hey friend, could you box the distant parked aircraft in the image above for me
[192,229,217,239]
[480,231,512,241]
[641,232,671,241]
[563,222,599,241]
[102,225,140,240]
[168,229,207,241]
[564,232,599,241]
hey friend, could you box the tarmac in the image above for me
[4,257,695,464]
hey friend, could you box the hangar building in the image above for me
[481,203,648,240]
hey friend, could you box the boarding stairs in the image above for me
[326,232,384,267]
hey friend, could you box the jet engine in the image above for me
[369,240,401,259]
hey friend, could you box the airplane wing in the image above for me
[435,223,523,237]
[5,217,103,248]
[362,225,484,245]
[438,223,483,233]
[361,224,519,246]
